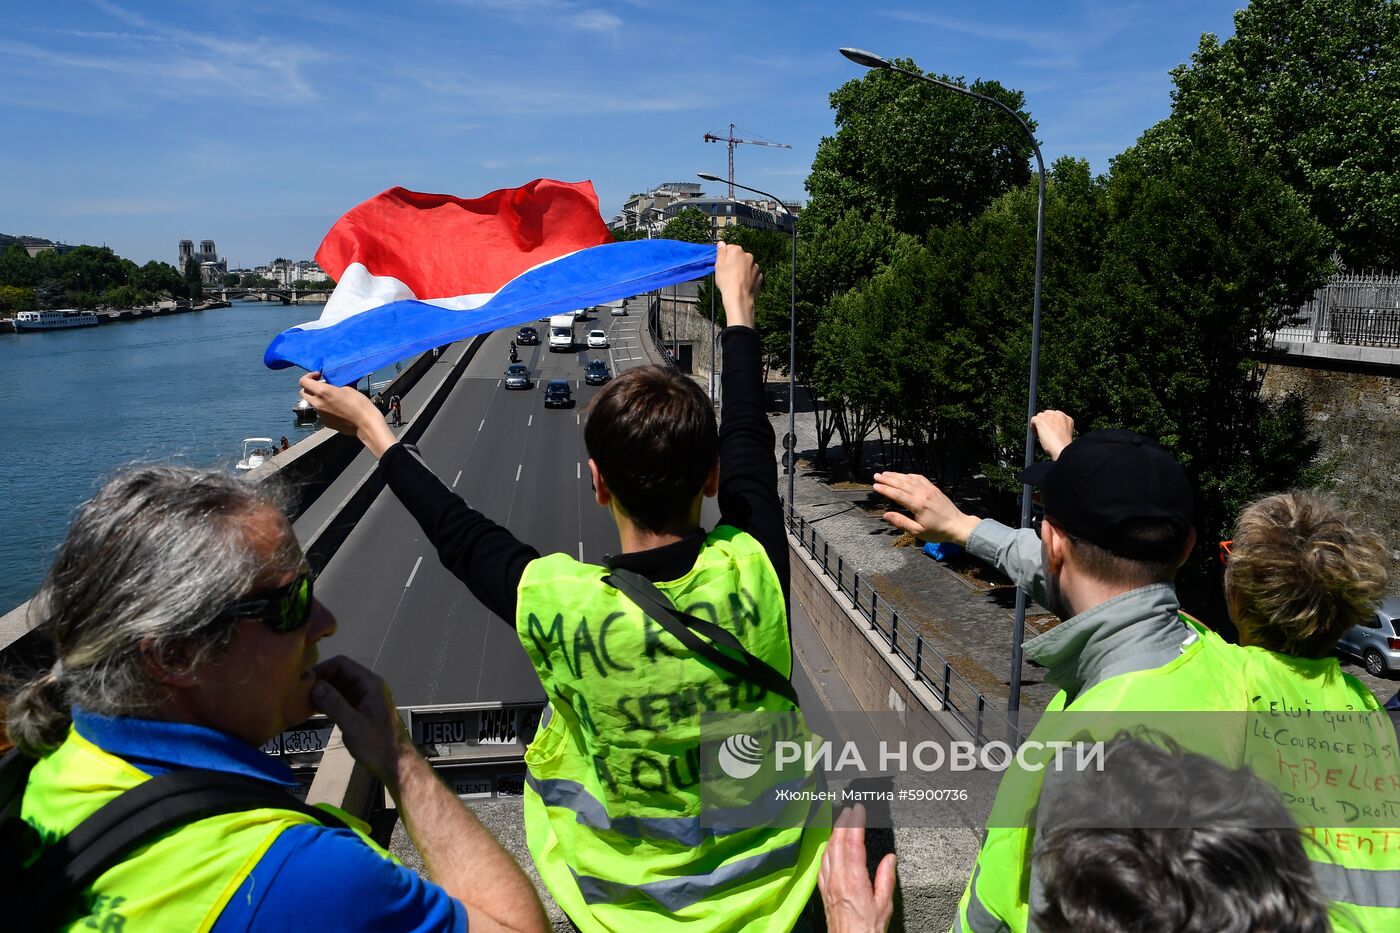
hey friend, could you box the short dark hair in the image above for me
[1034,735,1330,933]
[584,366,717,533]
[1055,519,1183,588]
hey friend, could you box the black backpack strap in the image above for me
[604,567,800,707]
[15,767,348,930]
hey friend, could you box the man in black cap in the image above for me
[872,411,1240,933]
[874,410,1198,706]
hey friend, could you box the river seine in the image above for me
[0,300,394,614]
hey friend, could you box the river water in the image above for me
[0,300,395,614]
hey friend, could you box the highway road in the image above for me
[315,304,726,707]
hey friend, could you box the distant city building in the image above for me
[178,238,227,283]
[0,233,78,257]
[263,258,330,286]
[612,182,706,235]
[661,196,798,235]
[609,183,800,237]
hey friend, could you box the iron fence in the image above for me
[1274,270,1400,347]
[785,506,1026,747]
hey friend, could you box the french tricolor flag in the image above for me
[264,180,716,385]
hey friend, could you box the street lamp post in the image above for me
[697,172,798,522]
[839,48,1046,719]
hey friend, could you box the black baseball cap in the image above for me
[1021,429,1194,562]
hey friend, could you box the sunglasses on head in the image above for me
[217,569,316,634]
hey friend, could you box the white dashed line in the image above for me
[576,462,581,479]
[515,464,522,482]
[578,541,584,561]
[528,414,533,426]
[452,470,462,488]
[405,555,423,588]
[478,419,485,432]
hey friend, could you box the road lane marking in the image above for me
[577,462,581,479]
[479,419,485,431]
[405,555,423,588]
[516,464,522,482]
[576,414,580,425]
[452,469,462,488]
[579,541,584,561]
[528,414,533,426]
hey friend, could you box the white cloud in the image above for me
[571,9,623,32]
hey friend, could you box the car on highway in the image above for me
[584,359,610,385]
[503,364,531,389]
[516,326,539,345]
[543,379,574,408]
[611,304,627,316]
[587,329,608,349]
[1336,595,1400,676]
[574,308,589,321]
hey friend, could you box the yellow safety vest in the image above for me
[515,526,829,933]
[21,726,386,932]
[956,616,1400,933]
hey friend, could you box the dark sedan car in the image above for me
[584,359,610,386]
[543,379,574,408]
[516,326,540,345]
[503,363,531,389]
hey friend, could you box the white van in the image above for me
[549,314,577,352]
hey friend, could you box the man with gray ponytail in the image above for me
[4,465,546,933]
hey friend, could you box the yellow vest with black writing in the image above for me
[21,726,387,932]
[515,526,829,933]
[955,617,1400,933]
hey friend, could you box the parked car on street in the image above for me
[503,363,531,389]
[1336,595,1400,676]
[587,329,608,349]
[584,359,610,385]
[516,326,540,345]
[543,379,574,408]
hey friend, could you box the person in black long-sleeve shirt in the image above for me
[299,244,826,933]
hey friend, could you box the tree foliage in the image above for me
[1170,0,1400,268]
[805,59,1036,238]
[661,207,713,244]
[0,245,186,309]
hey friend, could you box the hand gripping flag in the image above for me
[263,179,717,385]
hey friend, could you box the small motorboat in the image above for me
[236,437,276,472]
[293,398,318,425]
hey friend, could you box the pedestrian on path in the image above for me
[388,395,402,427]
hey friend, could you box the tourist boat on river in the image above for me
[293,398,318,425]
[235,438,276,472]
[14,309,100,331]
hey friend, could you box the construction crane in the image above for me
[703,124,792,199]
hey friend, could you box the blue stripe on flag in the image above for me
[264,239,717,385]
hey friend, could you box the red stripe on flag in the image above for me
[314,179,614,299]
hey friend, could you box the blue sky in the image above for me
[1,0,1245,268]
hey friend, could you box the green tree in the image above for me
[1170,0,1400,268]
[661,207,713,244]
[0,284,37,314]
[804,59,1036,238]
[609,227,649,242]
[0,245,36,287]
[134,260,183,296]
[1000,111,1333,599]
[183,257,203,301]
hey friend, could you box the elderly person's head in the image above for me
[1225,490,1389,658]
[6,466,336,756]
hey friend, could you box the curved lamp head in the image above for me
[696,172,725,183]
[840,47,890,70]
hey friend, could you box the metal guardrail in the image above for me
[646,291,677,368]
[1273,270,1400,346]
[785,507,1026,747]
